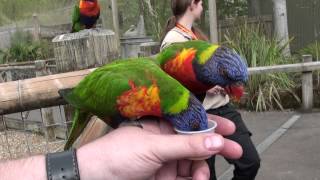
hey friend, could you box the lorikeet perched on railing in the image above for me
[71,0,100,33]
[60,59,208,149]
[156,40,248,102]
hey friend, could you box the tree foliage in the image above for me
[0,0,76,26]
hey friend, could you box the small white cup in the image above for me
[174,119,217,160]
[174,119,217,135]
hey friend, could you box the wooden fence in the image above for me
[218,15,273,41]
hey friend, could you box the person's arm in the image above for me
[0,151,108,180]
[0,155,46,180]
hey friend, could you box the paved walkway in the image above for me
[217,110,320,180]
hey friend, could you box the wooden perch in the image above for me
[0,68,96,115]
[1,60,320,115]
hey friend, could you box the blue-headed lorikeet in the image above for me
[71,0,100,33]
[156,40,248,102]
[60,59,208,149]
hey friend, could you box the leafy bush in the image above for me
[224,22,300,111]
[299,41,320,60]
[0,30,53,63]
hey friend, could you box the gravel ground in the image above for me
[0,130,65,161]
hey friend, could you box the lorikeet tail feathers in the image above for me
[64,109,92,150]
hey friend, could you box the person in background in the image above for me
[160,0,261,179]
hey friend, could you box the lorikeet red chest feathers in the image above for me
[162,48,211,93]
[117,80,162,118]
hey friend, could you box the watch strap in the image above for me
[46,149,80,180]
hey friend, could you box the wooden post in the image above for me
[0,71,4,130]
[208,0,219,43]
[35,60,56,141]
[52,29,119,73]
[73,116,111,148]
[111,0,120,49]
[5,71,12,81]
[0,115,4,131]
[272,0,290,56]
[301,55,313,111]
[0,72,4,83]
[32,13,40,41]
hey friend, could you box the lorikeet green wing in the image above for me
[60,58,208,149]
[71,5,82,33]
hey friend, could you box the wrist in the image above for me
[77,143,112,180]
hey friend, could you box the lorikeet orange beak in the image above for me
[224,83,244,102]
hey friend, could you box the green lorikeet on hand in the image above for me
[60,59,208,149]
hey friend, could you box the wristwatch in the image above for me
[46,149,80,180]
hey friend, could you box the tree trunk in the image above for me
[272,0,291,56]
[111,0,120,51]
[208,0,219,43]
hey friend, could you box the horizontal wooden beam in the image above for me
[0,68,96,115]
[1,61,320,115]
[248,61,320,75]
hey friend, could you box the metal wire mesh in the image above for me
[0,105,71,161]
[0,62,71,161]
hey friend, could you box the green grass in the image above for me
[0,30,53,63]
[224,22,300,111]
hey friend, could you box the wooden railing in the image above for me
[0,55,318,115]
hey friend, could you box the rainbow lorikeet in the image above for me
[156,40,248,101]
[60,59,208,149]
[71,0,100,33]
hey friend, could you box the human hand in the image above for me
[77,116,242,180]
[207,85,227,96]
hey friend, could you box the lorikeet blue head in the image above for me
[193,46,248,101]
[164,94,208,131]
